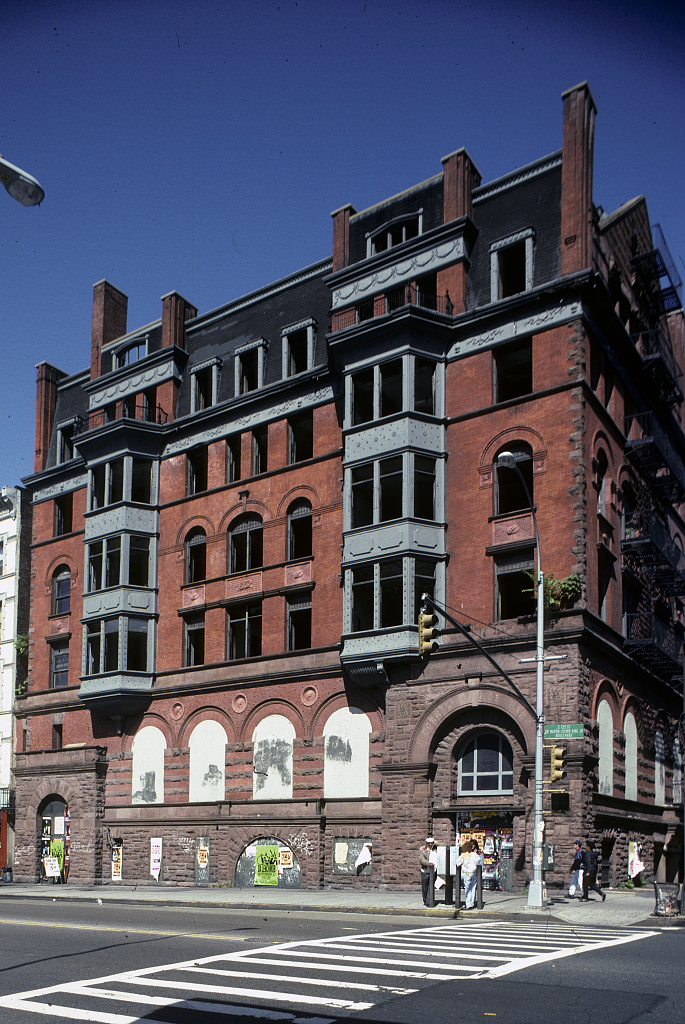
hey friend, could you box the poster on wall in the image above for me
[195,837,210,886]
[254,844,279,885]
[111,846,123,881]
[150,838,162,882]
[332,838,373,875]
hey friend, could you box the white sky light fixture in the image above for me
[0,155,45,207]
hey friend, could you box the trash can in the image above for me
[653,881,680,917]
[1,867,12,883]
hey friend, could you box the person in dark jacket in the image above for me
[581,840,606,901]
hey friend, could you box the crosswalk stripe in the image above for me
[224,953,465,979]
[116,974,376,1011]
[184,964,418,994]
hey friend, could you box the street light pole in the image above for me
[0,155,45,207]
[496,451,546,908]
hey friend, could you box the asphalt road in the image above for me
[0,898,681,1023]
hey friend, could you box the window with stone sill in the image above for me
[54,493,73,537]
[50,641,69,689]
[227,600,262,659]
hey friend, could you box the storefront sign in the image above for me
[43,856,61,878]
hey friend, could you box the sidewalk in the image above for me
[1,880,678,928]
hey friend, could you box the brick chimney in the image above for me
[160,291,197,350]
[561,82,597,275]
[442,147,481,224]
[34,361,66,473]
[440,148,481,314]
[331,203,357,272]
[91,281,128,380]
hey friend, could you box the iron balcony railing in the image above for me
[82,401,168,432]
[332,285,454,332]
[630,324,683,407]
[622,511,685,590]
[623,611,684,675]
[624,411,685,502]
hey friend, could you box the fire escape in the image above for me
[622,227,685,681]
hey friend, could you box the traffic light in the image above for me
[550,745,566,783]
[418,610,439,656]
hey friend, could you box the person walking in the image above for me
[580,840,606,901]
[457,839,481,909]
[419,837,437,906]
[568,840,584,898]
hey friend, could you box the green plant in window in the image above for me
[524,572,582,612]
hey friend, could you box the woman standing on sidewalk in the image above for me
[458,840,481,909]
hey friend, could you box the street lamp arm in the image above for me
[0,155,45,207]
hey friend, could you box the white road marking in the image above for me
[0,921,659,1022]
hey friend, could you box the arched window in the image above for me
[494,443,533,515]
[131,725,166,804]
[252,715,295,800]
[624,711,638,801]
[189,720,227,802]
[457,732,514,795]
[596,449,609,518]
[52,566,71,616]
[185,527,206,584]
[323,706,371,798]
[597,700,614,796]
[287,499,312,560]
[655,728,665,805]
[228,514,263,573]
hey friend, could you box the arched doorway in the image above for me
[234,836,301,888]
[38,797,70,882]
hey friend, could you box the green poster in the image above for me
[254,844,279,886]
[50,839,64,870]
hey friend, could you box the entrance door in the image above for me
[40,799,70,882]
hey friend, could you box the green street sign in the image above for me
[544,723,584,740]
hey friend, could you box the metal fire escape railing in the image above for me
[624,411,685,504]
[623,611,684,677]
[621,511,685,594]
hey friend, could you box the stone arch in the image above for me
[175,513,215,546]
[219,498,272,533]
[242,699,305,745]
[178,706,236,746]
[410,685,534,764]
[478,426,547,488]
[277,484,320,518]
[591,679,619,720]
[311,691,383,741]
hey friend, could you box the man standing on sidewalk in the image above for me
[581,840,606,902]
[568,840,584,898]
[419,837,437,906]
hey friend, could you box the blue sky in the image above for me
[1,0,684,486]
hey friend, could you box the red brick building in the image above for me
[13,82,684,890]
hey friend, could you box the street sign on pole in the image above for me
[544,723,584,740]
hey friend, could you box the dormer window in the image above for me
[116,338,147,368]
[235,339,267,395]
[366,211,423,257]
[490,229,535,301]
[191,357,222,412]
